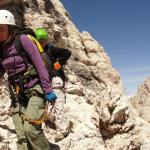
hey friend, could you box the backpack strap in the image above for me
[13,35,30,68]
[27,35,44,53]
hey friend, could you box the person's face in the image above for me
[0,24,9,42]
[39,40,46,48]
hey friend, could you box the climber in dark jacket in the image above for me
[35,28,71,83]
[0,9,56,150]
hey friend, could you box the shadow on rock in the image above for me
[49,142,60,150]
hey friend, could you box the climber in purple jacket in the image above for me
[0,9,56,150]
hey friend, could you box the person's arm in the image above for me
[20,35,52,94]
[46,44,71,65]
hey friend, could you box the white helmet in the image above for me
[0,10,16,25]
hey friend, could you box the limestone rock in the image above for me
[131,77,150,123]
[0,0,150,149]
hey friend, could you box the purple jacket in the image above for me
[1,34,52,94]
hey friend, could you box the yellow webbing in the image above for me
[27,35,47,64]
[27,35,44,53]
[21,105,49,125]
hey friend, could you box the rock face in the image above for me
[0,0,150,150]
[130,77,150,123]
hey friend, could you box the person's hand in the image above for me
[54,61,61,70]
[45,92,57,103]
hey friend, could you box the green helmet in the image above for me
[35,28,48,41]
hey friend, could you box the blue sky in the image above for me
[61,0,150,95]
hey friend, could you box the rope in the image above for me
[21,104,55,125]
